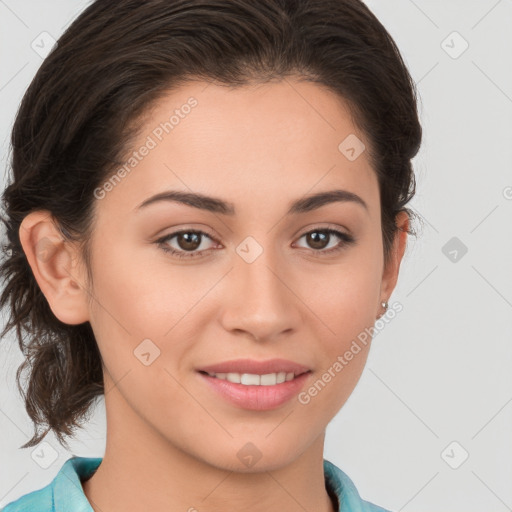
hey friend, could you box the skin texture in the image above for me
[19,78,408,512]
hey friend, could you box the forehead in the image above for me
[95,78,378,220]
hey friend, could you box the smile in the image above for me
[199,371,306,386]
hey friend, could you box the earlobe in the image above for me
[378,211,409,316]
[18,211,90,325]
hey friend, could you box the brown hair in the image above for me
[0,0,422,449]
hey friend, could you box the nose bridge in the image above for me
[220,237,300,340]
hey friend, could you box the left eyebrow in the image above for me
[134,188,368,215]
[288,189,368,214]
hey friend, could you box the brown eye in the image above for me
[295,228,355,255]
[175,232,202,251]
[305,231,330,250]
[157,230,217,259]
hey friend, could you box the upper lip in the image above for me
[197,358,311,375]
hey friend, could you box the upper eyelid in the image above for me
[173,220,349,235]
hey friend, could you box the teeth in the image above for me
[207,372,297,385]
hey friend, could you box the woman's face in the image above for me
[67,79,404,470]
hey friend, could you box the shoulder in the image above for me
[1,485,52,512]
[1,456,102,512]
[323,459,392,512]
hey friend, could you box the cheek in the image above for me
[301,244,381,401]
[299,350,370,427]
[305,254,382,335]
[296,270,377,420]
[87,237,184,334]
[86,238,218,381]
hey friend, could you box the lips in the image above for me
[197,366,312,410]
[196,358,311,376]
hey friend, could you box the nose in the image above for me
[218,245,302,342]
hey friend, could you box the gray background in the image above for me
[1,1,511,510]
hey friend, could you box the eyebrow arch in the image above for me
[135,188,368,215]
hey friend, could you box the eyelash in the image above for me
[155,227,355,260]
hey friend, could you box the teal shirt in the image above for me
[1,457,391,511]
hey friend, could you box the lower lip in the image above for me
[198,371,312,410]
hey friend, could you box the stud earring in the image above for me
[377,300,389,319]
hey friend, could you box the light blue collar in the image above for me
[3,456,390,512]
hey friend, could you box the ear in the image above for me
[378,210,409,315]
[19,210,91,325]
